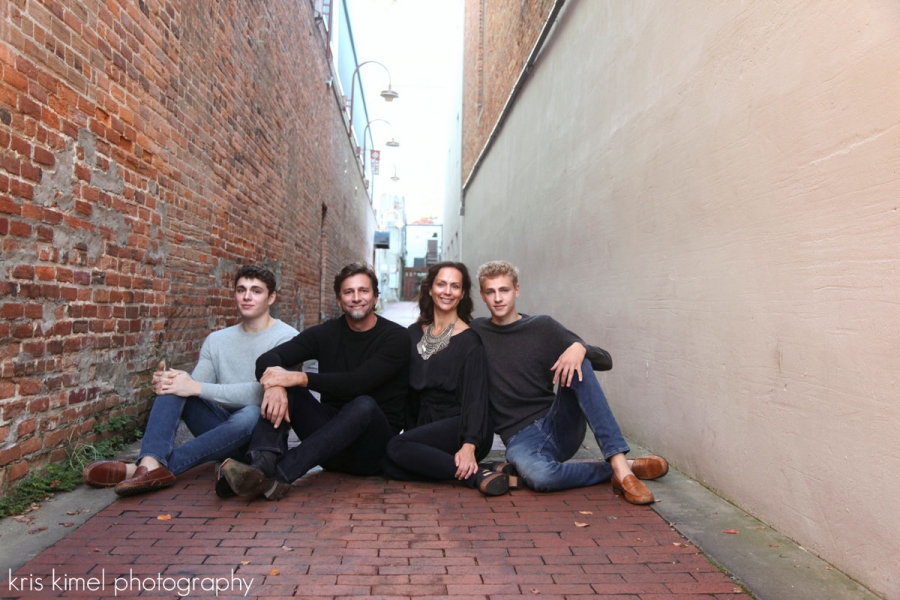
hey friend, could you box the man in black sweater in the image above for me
[471,261,668,504]
[221,262,409,500]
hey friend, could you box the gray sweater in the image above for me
[191,319,298,408]
[470,314,612,444]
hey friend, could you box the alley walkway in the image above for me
[6,465,745,599]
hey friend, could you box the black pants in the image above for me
[247,388,395,483]
[380,416,489,487]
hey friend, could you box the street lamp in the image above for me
[347,61,399,135]
[361,119,400,174]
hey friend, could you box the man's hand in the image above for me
[151,361,167,394]
[454,443,478,480]
[153,360,202,397]
[260,366,307,390]
[551,342,587,387]
[261,386,291,428]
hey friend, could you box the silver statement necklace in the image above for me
[417,320,457,360]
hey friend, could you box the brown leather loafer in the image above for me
[114,465,176,497]
[611,473,654,504]
[83,460,129,488]
[630,455,669,480]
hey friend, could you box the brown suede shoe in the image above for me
[630,455,669,480]
[611,473,654,504]
[220,458,272,498]
[83,460,129,488]
[114,465,176,497]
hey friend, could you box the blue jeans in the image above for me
[138,394,259,475]
[504,360,630,492]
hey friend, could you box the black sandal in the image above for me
[475,469,510,496]
[480,461,520,489]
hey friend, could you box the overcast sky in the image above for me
[346,0,464,223]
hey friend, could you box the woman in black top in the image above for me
[380,261,509,495]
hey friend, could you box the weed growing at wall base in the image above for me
[0,416,143,517]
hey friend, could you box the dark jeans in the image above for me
[380,416,489,488]
[247,388,395,483]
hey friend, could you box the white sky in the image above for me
[346,0,464,223]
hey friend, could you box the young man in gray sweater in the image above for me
[82,265,298,496]
[471,261,668,504]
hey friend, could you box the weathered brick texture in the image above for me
[462,0,555,182]
[0,0,372,492]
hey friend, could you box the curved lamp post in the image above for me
[348,61,399,135]
[361,119,400,173]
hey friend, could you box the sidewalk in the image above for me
[0,303,879,599]
[4,464,746,599]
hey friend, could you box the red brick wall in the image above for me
[462,0,555,182]
[0,0,372,491]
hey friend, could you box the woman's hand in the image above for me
[454,443,478,480]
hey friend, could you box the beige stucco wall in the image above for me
[460,2,900,597]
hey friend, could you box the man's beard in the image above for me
[344,305,372,321]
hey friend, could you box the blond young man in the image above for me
[471,261,667,504]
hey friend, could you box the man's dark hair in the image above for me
[332,262,379,297]
[233,265,277,295]
[416,261,474,326]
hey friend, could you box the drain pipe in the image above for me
[461,0,567,194]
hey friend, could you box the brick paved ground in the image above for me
[6,464,747,599]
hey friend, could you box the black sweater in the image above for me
[470,314,612,443]
[407,325,493,457]
[255,315,410,431]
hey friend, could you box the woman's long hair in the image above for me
[415,261,474,327]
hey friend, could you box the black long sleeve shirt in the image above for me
[255,315,410,432]
[406,325,493,457]
[470,314,612,443]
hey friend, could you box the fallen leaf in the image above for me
[157,514,172,521]
[59,522,74,527]
[281,545,293,551]
[12,515,30,523]
[769,544,779,548]
[66,510,78,516]
[578,511,593,515]
[240,561,251,565]
[574,522,589,528]
[733,588,742,593]
[673,542,683,547]
[268,569,280,576]
[27,527,40,534]
[826,566,833,571]
[794,564,801,568]
[636,537,642,541]
[654,499,662,502]
[91,548,101,553]
[529,588,540,594]
[756,525,766,530]
[722,529,739,534]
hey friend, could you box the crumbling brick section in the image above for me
[462,0,555,182]
[0,0,372,493]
